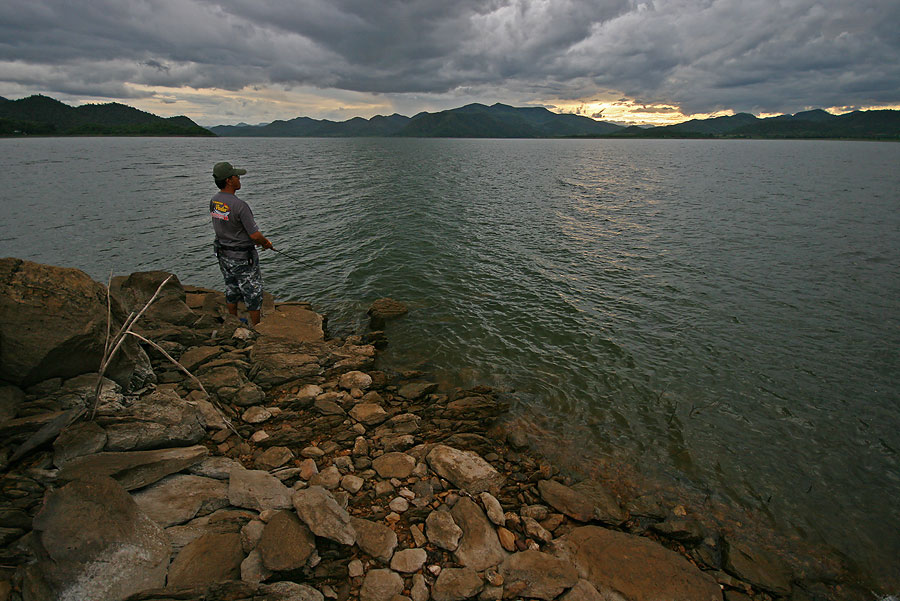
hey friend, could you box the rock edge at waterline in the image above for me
[0,258,866,601]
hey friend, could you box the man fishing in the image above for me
[210,161,273,326]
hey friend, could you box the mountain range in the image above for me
[211,103,899,140]
[0,95,213,136]
[1,94,897,140]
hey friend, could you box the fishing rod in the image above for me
[271,247,312,270]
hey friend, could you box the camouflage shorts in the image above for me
[217,253,263,311]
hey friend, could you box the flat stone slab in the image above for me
[228,468,293,511]
[550,526,721,601]
[499,550,579,600]
[131,474,228,527]
[426,445,505,494]
[56,445,208,491]
[538,479,599,523]
[255,305,325,343]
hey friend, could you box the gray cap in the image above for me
[213,161,247,179]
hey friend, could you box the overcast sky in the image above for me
[1,0,898,126]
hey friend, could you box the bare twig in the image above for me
[126,331,241,439]
[103,271,113,356]
[91,275,173,419]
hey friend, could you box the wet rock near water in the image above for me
[0,261,867,601]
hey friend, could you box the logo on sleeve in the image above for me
[211,200,230,221]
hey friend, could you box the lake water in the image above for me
[3,136,899,592]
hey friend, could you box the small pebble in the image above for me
[250,430,270,443]
[348,559,364,578]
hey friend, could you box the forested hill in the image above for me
[601,108,900,140]
[0,95,213,136]
[210,103,624,138]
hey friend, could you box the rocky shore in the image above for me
[0,258,874,601]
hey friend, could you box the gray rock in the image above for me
[199,365,246,392]
[0,259,151,389]
[56,444,208,491]
[398,382,437,400]
[241,519,266,552]
[450,497,507,571]
[426,509,463,551]
[309,465,342,489]
[559,579,606,601]
[349,403,389,425]
[250,338,322,387]
[132,473,228,527]
[52,420,107,467]
[351,517,398,563]
[30,475,169,601]
[570,479,626,525]
[293,485,356,545]
[178,346,222,371]
[373,452,417,478]
[0,384,24,423]
[256,446,294,470]
[368,298,408,320]
[188,455,243,480]
[522,516,553,543]
[391,548,428,573]
[725,539,793,595]
[258,510,316,571]
[167,532,244,588]
[410,574,429,601]
[234,381,267,407]
[549,526,721,601]
[426,445,505,494]
[479,492,505,526]
[243,405,273,424]
[375,413,421,437]
[265,581,325,601]
[432,567,483,601]
[165,508,255,553]
[340,371,373,390]
[538,479,600,523]
[241,549,273,584]
[314,398,346,416]
[99,388,206,451]
[341,474,364,494]
[499,550,579,600]
[228,467,294,511]
[361,569,404,601]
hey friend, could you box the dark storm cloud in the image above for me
[1,0,897,115]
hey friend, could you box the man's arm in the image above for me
[250,231,273,250]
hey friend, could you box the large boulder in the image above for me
[110,270,196,326]
[0,258,152,388]
[56,445,209,491]
[28,475,170,601]
[550,526,721,601]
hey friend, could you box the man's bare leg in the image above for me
[226,303,238,316]
[249,310,261,325]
